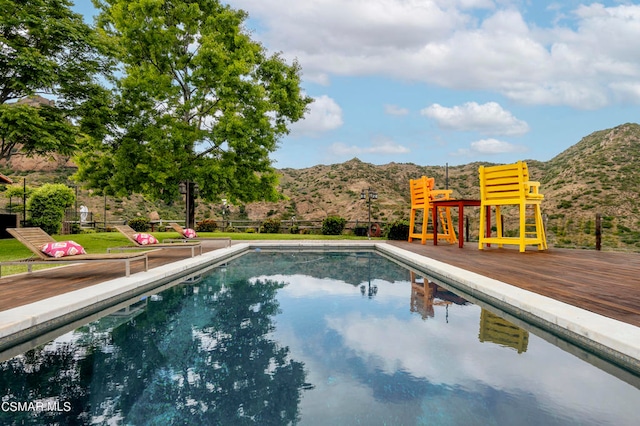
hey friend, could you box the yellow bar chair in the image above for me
[478,161,547,252]
[408,176,457,245]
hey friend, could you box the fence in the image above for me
[57,217,385,236]
[193,218,382,235]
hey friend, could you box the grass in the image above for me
[0,230,378,277]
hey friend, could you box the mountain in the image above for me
[245,122,640,249]
[541,123,640,219]
[2,123,639,250]
[249,123,640,225]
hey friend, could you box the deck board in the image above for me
[1,240,640,329]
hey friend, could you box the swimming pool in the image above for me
[1,250,639,425]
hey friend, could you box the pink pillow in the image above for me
[41,241,86,258]
[183,228,197,238]
[133,233,159,245]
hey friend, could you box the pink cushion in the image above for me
[41,241,87,258]
[182,228,197,238]
[133,233,159,245]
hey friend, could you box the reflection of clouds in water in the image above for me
[272,316,428,425]
[326,312,478,385]
[251,274,409,301]
[251,274,355,296]
[324,311,640,423]
[262,273,640,424]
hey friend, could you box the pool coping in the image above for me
[1,241,639,375]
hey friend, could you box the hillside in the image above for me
[2,123,640,250]
[246,123,640,250]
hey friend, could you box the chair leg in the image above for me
[479,202,547,252]
[408,208,416,242]
[535,204,547,250]
[447,208,456,243]
[496,206,503,248]
[519,203,527,253]
[479,204,486,249]
[438,207,457,244]
[421,207,428,244]
[409,207,428,244]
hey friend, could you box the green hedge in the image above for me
[322,216,346,235]
[387,220,410,240]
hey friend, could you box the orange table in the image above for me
[431,199,490,248]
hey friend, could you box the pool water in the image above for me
[1,251,640,425]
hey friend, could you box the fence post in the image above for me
[465,215,469,242]
[22,178,26,227]
[595,213,601,251]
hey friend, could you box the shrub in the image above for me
[28,184,75,235]
[260,218,281,234]
[387,220,410,240]
[322,216,346,235]
[290,224,300,234]
[128,217,150,232]
[196,219,218,232]
[354,224,369,237]
[70,223,82,234]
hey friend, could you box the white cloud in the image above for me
[384,104,410,116]
[290,95,343,137]
[452,138,528,156]
[421,101,530,136]
[226,0,640,108]
[329,137,410,156]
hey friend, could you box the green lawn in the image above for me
[0,231,378,276]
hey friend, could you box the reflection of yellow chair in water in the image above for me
[408,176,457,245]
[478,309,529,353]
[478,161,547,252]
[409,271,452,319]
[410,272,436,318]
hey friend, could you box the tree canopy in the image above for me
[0,0,112,160]
[75,0,312,215]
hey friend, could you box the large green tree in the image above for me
[0,0,113,160]
[75,0,312,224]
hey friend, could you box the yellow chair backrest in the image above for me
[410,176,452,207]
[479,160,543,205]
[409,176,434,207]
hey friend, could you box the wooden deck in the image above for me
[1,240,640,329]
[0,243,222,312]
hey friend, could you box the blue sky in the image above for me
[73,1,640,169]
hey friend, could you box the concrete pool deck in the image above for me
[1,240,639,377]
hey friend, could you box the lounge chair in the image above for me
[1,227,148,277]
[164,222,231,247]
[109,225,202,257]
